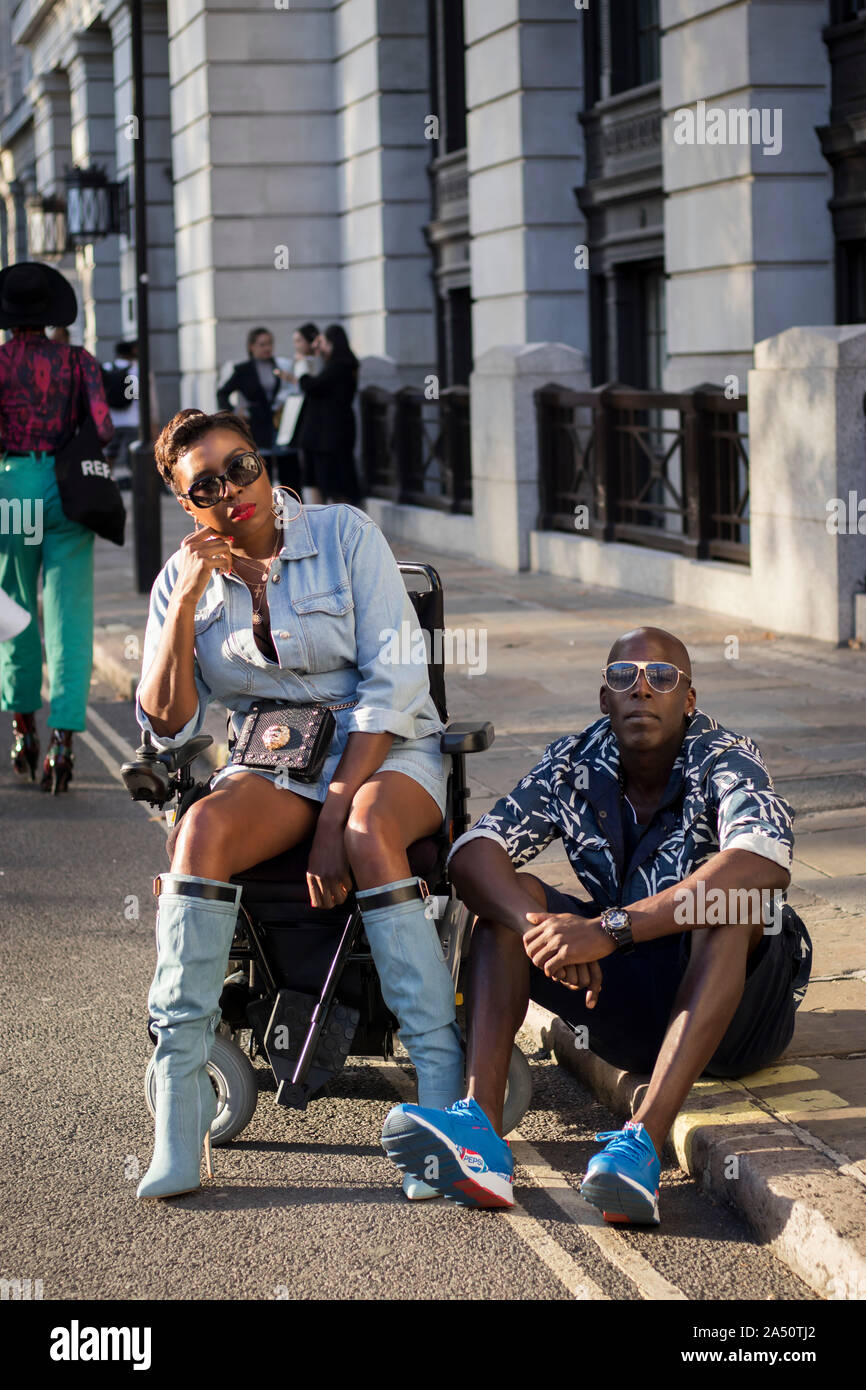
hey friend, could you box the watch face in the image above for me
[606,909,629,930]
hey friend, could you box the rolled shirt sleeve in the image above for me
[342,519,440,739]
[710,737,794,872]
[448,744,562,868]
[134,558,213,751]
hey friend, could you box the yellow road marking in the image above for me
[510,1136,688,1301]
[735,1064,820,1088]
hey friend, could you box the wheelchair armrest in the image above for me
[165,735,214,774]
[440,720,494,755]
[120,734,214,805]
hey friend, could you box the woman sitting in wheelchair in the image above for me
[135,408,463,1201]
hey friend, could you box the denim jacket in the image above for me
[135,498,444,750]
[448,711,794,910]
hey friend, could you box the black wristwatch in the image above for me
[599,907,635,955]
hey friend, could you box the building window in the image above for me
[589,273,608,385]
[611,0,661,95]
[428,0,467,155]
[614,261,666,388]
[435,285,472,388]
[582,3,602,110]
[829,0,860,23]
[837,241,866,324]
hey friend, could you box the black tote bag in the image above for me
[54,348,126,546]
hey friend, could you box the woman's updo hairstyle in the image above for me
[155,408,257,492]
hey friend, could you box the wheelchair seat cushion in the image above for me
[232,834,441,889]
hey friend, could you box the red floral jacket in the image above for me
[0,333,114,454]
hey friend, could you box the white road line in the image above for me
[74,696,168,835]
[85,704,140,762]
[510,1135,688,1302]
[78,727,128,785]
[374,1061,609,1301]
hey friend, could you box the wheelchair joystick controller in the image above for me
[121,731,171,806]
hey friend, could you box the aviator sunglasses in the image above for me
[178,451,264,508]
[602,660,691,695]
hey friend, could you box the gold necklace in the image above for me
[232,531,280,626]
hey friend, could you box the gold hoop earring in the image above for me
[272,486,303,526]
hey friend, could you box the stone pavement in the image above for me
[91,493,866,1298]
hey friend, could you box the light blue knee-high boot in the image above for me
[356,877,465,1109]
[137,874,241,1200]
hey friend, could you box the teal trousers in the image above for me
[0,452,94,731]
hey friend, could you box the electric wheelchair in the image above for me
[122,563,534,1149]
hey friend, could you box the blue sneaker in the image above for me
[580,1122,661,1225]
[382,1098,515,1209]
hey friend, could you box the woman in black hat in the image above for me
[0,261,114,793]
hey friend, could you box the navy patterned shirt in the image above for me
[449,710,794,910]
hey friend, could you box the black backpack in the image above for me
[101,364,132,411]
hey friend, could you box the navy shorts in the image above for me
[528,883,812,1078]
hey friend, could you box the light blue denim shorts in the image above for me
[209,704,448,819]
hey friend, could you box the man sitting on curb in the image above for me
[382,627,812,1223]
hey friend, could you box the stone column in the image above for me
[748,326,866,644]
[29,69,71,197]
[334,0,434,378]
[471,342,589,571]
[167,0,339,410]
[464,0,588,359]
[107,0,180,422]
[661,0,835,392]
[64,31,122,360]
[27,68,80,327]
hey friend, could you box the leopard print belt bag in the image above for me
[229,698,355,783]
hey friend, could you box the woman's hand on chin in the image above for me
[174,525,235,604]
[306,820,353,909]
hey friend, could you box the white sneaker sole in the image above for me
[383,1110,514,1209]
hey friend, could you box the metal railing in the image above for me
[360,384,472,514]
[536,382,750,565]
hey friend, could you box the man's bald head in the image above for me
[607,627,692,680]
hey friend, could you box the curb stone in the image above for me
[523,1002,866,1300]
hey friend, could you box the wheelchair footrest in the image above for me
[248,988,360,1109]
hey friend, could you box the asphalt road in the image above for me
[0,687,817,1303]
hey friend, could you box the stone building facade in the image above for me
[3,0,862,408]
[1,1,864,639]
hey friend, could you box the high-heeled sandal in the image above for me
[11,713,40,781]
[41,729,75,795]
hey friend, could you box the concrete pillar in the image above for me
[661,0,835,392]
[29,69,71,197]
[357,353,401,394]
[334,0,434,378]
[64,31,122,360]
[471,342,589,571]
[464,0,587,359]
[748,326,866,644]
[26,68,81,328]
[107,0,180,423]
[167,0,339,411]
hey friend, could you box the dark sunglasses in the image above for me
[602,660,690,695]
[178,451,264,508]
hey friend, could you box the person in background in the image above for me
[273,321,319,494]
[0,261,114,793]
[287,324,361,505]
[102,340,140,490]
[216,327,292,471]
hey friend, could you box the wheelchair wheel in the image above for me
[144,1033,259,1146]
[501,1043,533,1137]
